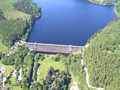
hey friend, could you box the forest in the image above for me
[0,46,66,90]
[63,54,95,90]
[115,2,120,17]
[83,0,120,90]
[0,45,95,90]
[0,0,120,89]
[0,0,41,48]
[84,19,120,90]
[13,0,41,18]
[0,20,29,47]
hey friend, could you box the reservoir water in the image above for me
[28,0,115,46]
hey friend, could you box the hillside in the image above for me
[0,0,30,20]
[0,0,41,49]
[83,1,120,90]
[0,0,120,90]
[115,1,120,18]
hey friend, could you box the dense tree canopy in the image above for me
[0,0,41,48]
[1,0,120,89]
[61,54,95,90]
[13,0,41,18]
[115,2,120,17]
[84,14,120,90]
[0,19,29,47]
[83,0,120,89]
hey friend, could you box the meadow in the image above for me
[37,55,65,84]
[0,0,30,20]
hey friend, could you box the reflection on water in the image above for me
[29,0,115,46]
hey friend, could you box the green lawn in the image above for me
[2,65,21,89]
[2,64,14,77]
[5,76,16,87]
[5,76,21,89]
[0,39,8,52]
[0,42,8,52]
[0,0,30,20]
[12,86,22,90]
[38,55,65,84]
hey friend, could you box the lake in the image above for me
[28,0,115,46]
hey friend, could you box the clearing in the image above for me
[38,55,65,84]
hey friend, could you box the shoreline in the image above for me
[87,0,119,18]
[85,0,118,46]
[27,0,117,46]
[87,0,117,6]
[83,0,120,89]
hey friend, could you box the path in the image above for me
[2,77,6,87]
[12,70,16,76]
[0,64,6,88]
[81,58,104,90]
[18,68,22,80]
[37,72,40,81]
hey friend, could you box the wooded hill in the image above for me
[13,0,41,18]
[0,20,29,47]
[83,1,120,90]
[0,0,41,48]
[0,0,120,89]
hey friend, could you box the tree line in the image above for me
[0,19,29,47]
[88,0,118,5]
[0,0,41,48]
[13,0,41,18]
[83,0,120,89]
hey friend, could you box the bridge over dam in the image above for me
[24,42,84,55]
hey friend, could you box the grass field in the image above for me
[38,55,65,84]
[0,0,30,52]
[2,64,14,77]
[5,76,21,90]
[2,65,21,89]
[0,43,8,52]
[0,39,8,52]
[5,76,16,87]
[0,0,30,20]
[12,86,22,90]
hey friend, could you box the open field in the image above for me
[38,55,65,84]
[5,76,21,90]
[2,64,14,77]
[0,0,30,20]
[12,86,22,90]
[5,76,16,87]
[0,39,8,52]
